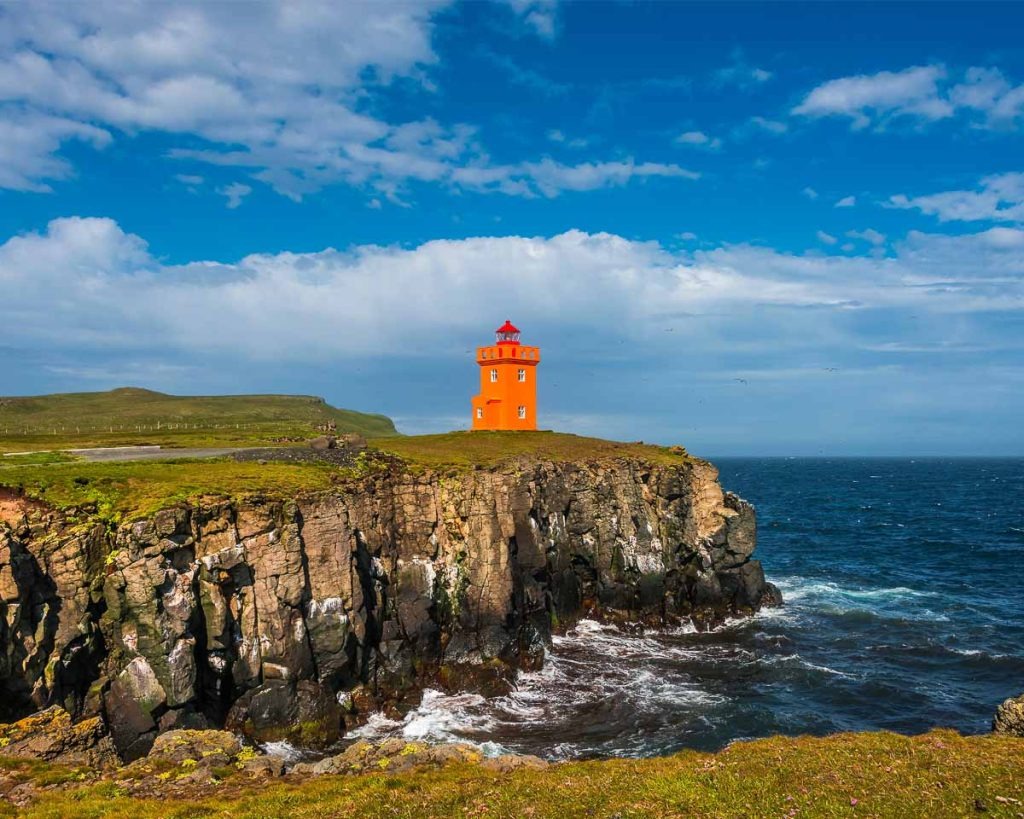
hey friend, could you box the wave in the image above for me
[754,653,857,679]
[257,740,307,762]
[772,577,936,603]
[347,690,509,756]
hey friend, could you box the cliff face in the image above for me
[0,457,779,759]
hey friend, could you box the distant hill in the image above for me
[0,387,397,446]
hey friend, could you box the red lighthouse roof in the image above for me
[496,319,520,334]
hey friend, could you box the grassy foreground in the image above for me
[0,387,396,453]
[5,730,1024,818]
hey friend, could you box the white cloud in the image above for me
[546,129,589,148]
[803,187,819,200]
[0,112,110,192]
[835,195,856,208]
[2,216,1020,365]
[0,2,677,201]
[816,230,837,245]
[0,2,446,194]
[794,63,1024,131]
[674,131,722,150]
[714,55,772,89]
[793,65,952,129]
[888,172,1024,223]
[450,158,699,198]
[748,116,788,135]
[502,0,559,40]
[949,67,1024,127]
[846,228,886,245]
[218,182,252,209]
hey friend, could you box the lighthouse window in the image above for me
[490,369,498,382]
[517,369,526,382]
[518,406,527,419]
[476,408,483,419]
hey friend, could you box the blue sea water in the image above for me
[353,458,1024,759]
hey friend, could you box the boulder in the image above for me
[104,677,158,761]
[147,729,241,766]
[226,679,343,750]
[0,706,118,768]
[337,433,367,450]
[994,693,1024,736]
[309,436,337,452]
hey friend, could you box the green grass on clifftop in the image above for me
[0,387,396,453]
[370,431,690,469]
[0,459,339,523]
[0,432,690,521]
[5,730,1023,818]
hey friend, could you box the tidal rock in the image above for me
[993,693,1024,736]
[0,706,117,767]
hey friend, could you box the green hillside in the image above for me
[0,387,396,452]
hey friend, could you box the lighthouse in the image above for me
[471,320,540,430]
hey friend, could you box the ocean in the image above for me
[351,458,1024,759]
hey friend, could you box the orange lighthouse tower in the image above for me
[471,320,540,430]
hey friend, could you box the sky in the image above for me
[1,1,1022,456]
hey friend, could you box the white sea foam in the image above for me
[258,740,306,762]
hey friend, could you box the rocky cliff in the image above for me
[0,454,779,760]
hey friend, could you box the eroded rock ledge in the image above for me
[0,455,779,759]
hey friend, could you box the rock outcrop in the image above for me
[994,694,1024,737]
[0,455,778,759]
[0,706,117,767]
[291,738,548,776]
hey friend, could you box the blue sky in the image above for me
[1,1,1022,455]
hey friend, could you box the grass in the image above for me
[0,451,80,466]
[0,459,339,523]
[369,431,691,470]
[0,432,691,520]
[4,730,1023,817]
[0,387,397,453]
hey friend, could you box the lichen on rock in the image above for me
[994,693,1024,736]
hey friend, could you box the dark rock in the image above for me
[226,679,343,750]
[104,678,157,761]
[157,707,211,733]
[309,436,337,452]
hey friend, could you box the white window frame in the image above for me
[490,369,498,382]
[476,408,483,419]
[517,368,526,382]
[517,405,527,419]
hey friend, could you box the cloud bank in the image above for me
[2,217,1020,365]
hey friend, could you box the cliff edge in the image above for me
[0,439,780,759]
